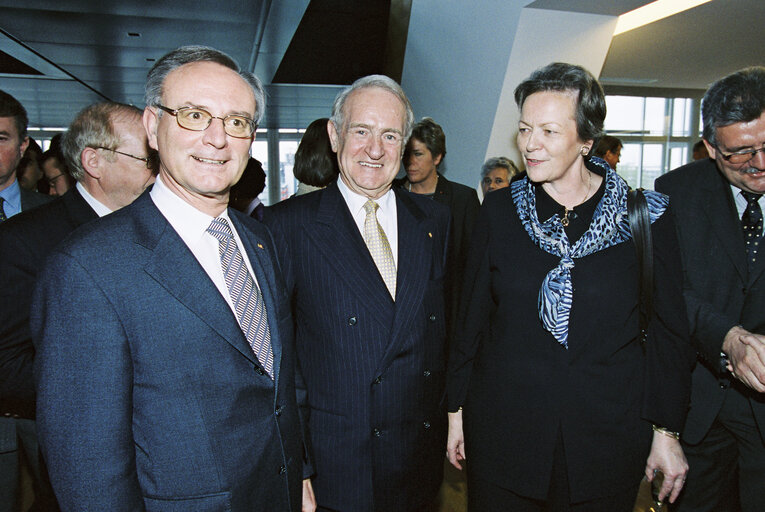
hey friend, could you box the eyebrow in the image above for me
[348,122,403,136]
[179,103,255,119]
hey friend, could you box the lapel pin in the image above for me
[257,243,264,249]
[428,232,433,238]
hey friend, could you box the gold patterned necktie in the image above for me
[363,199,396,300]
[207,217,274,378]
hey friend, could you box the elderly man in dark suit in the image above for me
[265,75,451,512]
[655,66,765,512]
[31,46,314,512]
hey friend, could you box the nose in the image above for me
[522,129,541,153]
[202,117,228,148]
[366,134,384,159]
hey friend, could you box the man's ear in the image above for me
[143,107,159,151]
[327,120,339,153]
[702,139,717,159]
[80,147,101,179]
[19,136,29,159]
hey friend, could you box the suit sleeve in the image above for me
[447,202,492,412]
[0,226,37,416]
[32,250,145,511]
[655,177,735,367]
[641,207,696,431]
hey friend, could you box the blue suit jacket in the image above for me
[31,191,306,511]
[265,182,450,512]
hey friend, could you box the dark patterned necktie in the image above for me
[741,191,763,268]
[207,217,274,378]
[0,197,7,222]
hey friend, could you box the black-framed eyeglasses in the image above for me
[156,105,256,138]
[95,147,152,168]
[716,143,765,165]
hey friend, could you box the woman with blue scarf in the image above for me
[446,63,695,511]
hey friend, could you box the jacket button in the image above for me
[279,465,286,475]
[275,406,283,416]
[373,376,382,385]
[429,314,436,322]
[423,370,431,377]
[348,316,357,326]
[372,428,382,437]
[423,421,431,429]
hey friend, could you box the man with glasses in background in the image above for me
[31,46,314,511]
[656,66,765,512]
[0,101,151,512]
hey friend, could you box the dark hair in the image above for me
[229,157,266,202]
[593,135,622,158]
[702,66,765,147]
[0,90,28,139]
[514,62,606,149]
[294,118,339,188]
[404,117,446,169]
[145,45,266,124]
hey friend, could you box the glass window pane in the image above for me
[641,144,664,188]
[279,140,299,200]
[617,143,641,189]
[644,98,667,136]
[672,98,692,137]
[668,145,687,172]
[604,96,644,134]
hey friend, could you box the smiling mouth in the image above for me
[193,156,226,165]
[359,162,382,168]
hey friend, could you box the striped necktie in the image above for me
[363,200,396,299]
[207,217,274,378]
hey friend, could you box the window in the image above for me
[603,95,703,189]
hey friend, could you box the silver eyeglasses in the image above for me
[716,143,765,165]
[156,105,256,138]
[95,147,152,168]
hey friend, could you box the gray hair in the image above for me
[330,75,414,142]
[702,66,765,147]
[481,156,519,178]
[145,45,266,124]
[61,102,143,181]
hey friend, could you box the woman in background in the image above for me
[293,117,339,196]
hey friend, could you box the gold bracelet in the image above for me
[652,424,680,440]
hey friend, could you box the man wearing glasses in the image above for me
[0,101,151,511]
[31,46,314,511]
[656,66,765,511]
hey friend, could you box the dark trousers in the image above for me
[674,384,765,512]
[467,431,639,512]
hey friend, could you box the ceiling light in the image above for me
[614,0,713,35]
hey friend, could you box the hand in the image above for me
[302,478,316,512]
[723,326,765,392]
[446,409,466,470]
[644,430,688,504]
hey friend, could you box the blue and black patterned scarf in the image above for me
[510,157,668,348]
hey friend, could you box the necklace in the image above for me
[561,170,592,227]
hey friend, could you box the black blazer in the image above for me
[0,187,98,418]
[655,159,765,444]
[265,182,451,512]
[19,186,53,212]
[447,186,693,502]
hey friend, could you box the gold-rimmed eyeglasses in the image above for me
[716,143,765,165]
[156,105,256,139]
[95,147,152,168]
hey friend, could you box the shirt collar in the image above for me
[150,173,232,247]
[0,179,21,211]
[76,182,113,217]
[336,175,396,216]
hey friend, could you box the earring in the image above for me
[581,146,589,156]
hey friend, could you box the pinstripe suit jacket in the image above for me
[265,182,451,512]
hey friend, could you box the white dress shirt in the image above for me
[337,176,398,266]
[150,174,260,316]
[76,182,113,217]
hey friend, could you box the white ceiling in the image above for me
[1,0,763,132]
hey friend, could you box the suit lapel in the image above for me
[230,211,282,386]
[307,183,394,326]
[378,190,433,373]
[700,168,747,281]
[134,195,258,366]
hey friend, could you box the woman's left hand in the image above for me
[644,430,688,503]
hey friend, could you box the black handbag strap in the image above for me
[627,188,653,344]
